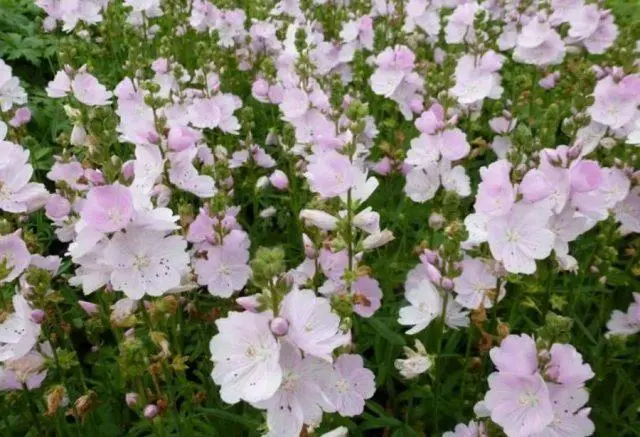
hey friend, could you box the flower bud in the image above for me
[441,277,454,290]
[78,300,98,315]
[269,170,289,191]
[255,176,269,190]
[9,107,32,127]
[30,309,45,323]
[300,209,338,231]
[125,393,139,408]
[236,295,260,312]
[428,212,445,230]
[70,124,87,146]
[143,404,158,419]
[270,317,289,336]
[362,229,394,250]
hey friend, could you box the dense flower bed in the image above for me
[0,0,639,435]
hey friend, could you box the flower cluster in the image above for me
[0,0,638,434]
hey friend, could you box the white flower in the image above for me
[103,227,189,299]
[0,295,41,361]
[210,311,282,404]
[362,229,395,250]
[300,209,339,231]
[0,60,27,112]
[394,340,433,379]
[399,279,469,335]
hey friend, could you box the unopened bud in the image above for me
[270,317,289,336]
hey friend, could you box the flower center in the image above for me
[506,229,520,242]
[335,378,350,394]
[133,255,151,269]
[518,391,539,407]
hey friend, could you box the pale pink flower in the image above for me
[194,231,251,297]
[487,204,555,274]
[531,385,595,437]
[454,258,505,310]
[514,19,565,66]
[103,228,189,299]
[0,347,48,391]
[323,354,375,417]
[280,88,310,120]
[445,2,479,44]
[71,72,112,106]
[0,231,30,284]
[280,289,350,361]
[210,311,282,404]
[567,5,618,54]
[451,52,505,105]
[606,293,640,336]
[46,70,72,97]
[545,344,594,387]
[81,184,134,233]
[352,275,382,317]
[614,187,640,234]
[443,421,487,437]
[474,160,516,217]
[0,294,41,361]
[253,341,334,437]
[588,75,640,129]
[484,372,554,437]
[490,334,538,376]
[305,151,356,198]
[47,159,86,191]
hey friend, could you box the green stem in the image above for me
[23,384,44,435]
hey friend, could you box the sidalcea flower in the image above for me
[102,228,189,299]
[193,231,251,297]
[322,354,375,417]
[280,289,350,361]
[587,75,640,130]
[531,385,595,437]
[71,72,112,106]
[443,421,487,437]
[0,347,48,391]
[394,339,432,379]
[489,334,538,376]
[253,341,334,437]
[451,51,505,105]
[399,278,469,335]
[454,258,505,310]
[474,160,515,217]
[0,231,30,284]
[487,204,555,274]
[0,294,41,361]
[352,276,382,317]
[81,184,134,233]
[514,19,565,66]
[305,150,356,199]
[484,372,554,437]
[210,311,282,404]
[0,60,27,112]
[606,293,640,336]
[0,146,48,213]
[545,344,594,387]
